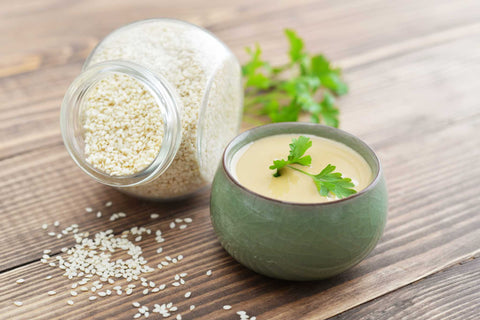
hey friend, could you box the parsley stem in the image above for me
[286,165,314,177]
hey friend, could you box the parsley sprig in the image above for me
[269,136,357,199]
[242,29,348,127]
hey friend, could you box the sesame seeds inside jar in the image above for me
[61,19,243,200]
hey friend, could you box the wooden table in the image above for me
[1,1,479,319]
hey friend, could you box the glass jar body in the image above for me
[62,19,243,200]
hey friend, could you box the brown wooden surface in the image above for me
[1,0,479,319]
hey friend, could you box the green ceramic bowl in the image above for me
[210,123,388,281]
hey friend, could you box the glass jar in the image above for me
[60,19,243,200]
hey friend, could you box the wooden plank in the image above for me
[330,257,480,320]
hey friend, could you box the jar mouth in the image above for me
[60,61,182,187]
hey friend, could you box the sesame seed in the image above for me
[206,270,212,276]
[159,284,166,290]
[157,248,163,254]
[151,213,159,219]
[223,305,232,310]
[184,218,193,223]
[134,314,141,319]
[45,275,52,280]
[180,272,187,277]
[251,317,257,320]
[56,234,62,239]
[85,207,93,212]
[16,278,25,284]
[151,287,160,293]
[105,201,112,207]
[48,232,56,237]
[71,291,78,296]
[180,279,185,285]
[67,300,74,305]
[96,211,102,218]
[189,305,195,311]
[48,291,56,296]
[14,301,23,307]
[176,315,182,320]
[177,255,183,260]
[172,282,180,287]
[135,236,142,242]
[42,224,48,230]
[169,222,175,229]
[53,221,60,227]
[184,291,191,298]
[174,274,179,280]
[89,296,97,301]
[143,289,149,295]
[179,224,187,230]
[175,218,183,223]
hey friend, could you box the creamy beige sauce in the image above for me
[231,134,373,203]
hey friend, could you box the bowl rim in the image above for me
[221,122,383,207]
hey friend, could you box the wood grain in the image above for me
[1,0,479,319]
[331,258,480,320]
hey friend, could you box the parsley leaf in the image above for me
[243,29,348,127]
[269,136,357,199]
[289,164,357,199]
[269,136,312,176]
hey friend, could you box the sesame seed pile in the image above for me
[84,74,164,176]
[12,200,257,319]
[84,20,242,199]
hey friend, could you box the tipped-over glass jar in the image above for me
[61,19,243,200]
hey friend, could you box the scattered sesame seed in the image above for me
[71,291,78,296]
[174,274,179,280]
[134,314,141,319]
[126,288,133,295]
[13,301,23,307]
[206,270,212,276]
[189,305,195,311]
[48,291,56,296]
[53,221,60,227]
[96,211,102,218]
[180,272,187,277]
[156,248,163,254]
[184,291,191,298]
[48,232,56,237]
[151,213,159,219]
[98,291,107,297]
[177,255,183,260]
[184,218,193,223]
[175,218,183,223]
[42,224,48,230]
[151,287,160,293]
[133,302,141,307]
[105,201,112,207]
[179,224,187,230]
[223,305,232,310]
[16,278,25,284]
[172,282,180,287]
[89,296,97,301]
[169,222,175,229]
[180,279,185,285]
[176,315,182,320]
[85,207,93,212]
[159,284,166,290]
[56,234,62,239]
[45,275,52,280]
[67,300,74,305]
[251,317,257,320]
[135,236,142,242]
[143,289,149,295]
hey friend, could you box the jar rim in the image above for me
[60,60,182,187]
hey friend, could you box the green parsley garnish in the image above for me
[269,136,357,199]
[242,29,348,127]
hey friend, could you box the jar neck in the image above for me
[60,61,182,187]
